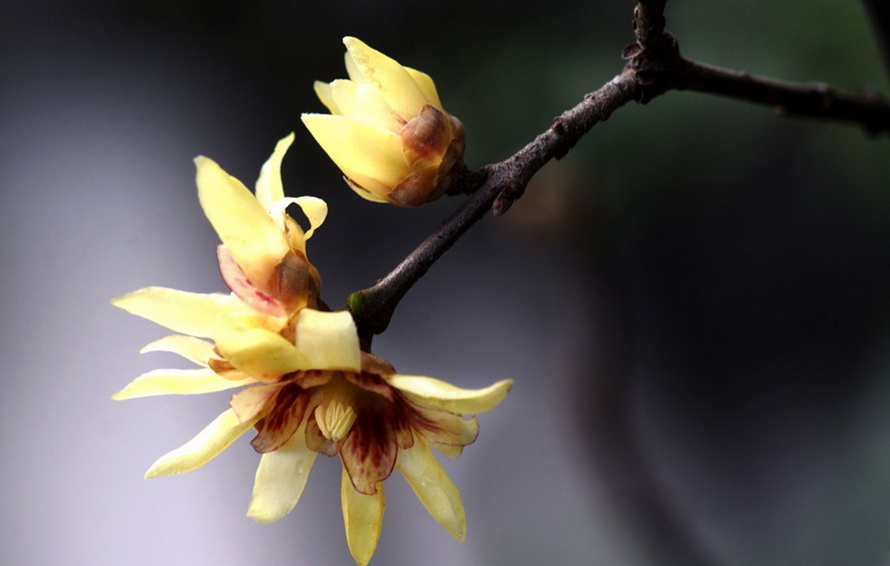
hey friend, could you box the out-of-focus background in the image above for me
[2,1,889,565]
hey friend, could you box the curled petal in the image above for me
[386,376,514,415]
[255,133,294,212]
[112,287,247,338]
[293,196,327,242]
[396,435,466,541]
[342,36,429,121]
[301,114,407,194]
[144,409,259,478]
[268,196,328,243]
[341,465,385,566]
[139,335,215,366]
[195,155,290,291]
[248,420,318,523]
[295,309,361,371]
[215,322,308,381]
[113,368,255,400]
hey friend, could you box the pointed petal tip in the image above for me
[246,510,278,524]
[144,464,165,479]
[388,375,514,414]
[397,439,467,541]
[300,113,325,127]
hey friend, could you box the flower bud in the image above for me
[302,37,466,207]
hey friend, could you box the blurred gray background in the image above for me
[2,1,889,565]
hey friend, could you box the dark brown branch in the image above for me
[675,60,890,134]
[633,0,670,54]
[624,13,890,133]
[348,70,639,345]
[347,1,890,345]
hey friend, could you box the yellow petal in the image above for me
[229,382,280,422]
[145,408,258,478]
[267,196,328,242]
[341,465,385,566]
[344,47,363,83]
[345,177,391,203]
[301,113,407,194]
[386,376,514,415]
[215,325,308,381]
[295,309,361,371]
[248,421,318,523]
[411,406,478,447]
[431,442,464,459]
[327,79,404,132]
[112,368,255,400]
[139,335,215,366]
[112,287,247,338]
[313,80,339,114]
[195,155,290,289]
[342,37,429,121]
[255,133,295,212]
[396,435,466,541]
[404,67,443,111]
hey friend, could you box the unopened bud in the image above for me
[302,37,466,207]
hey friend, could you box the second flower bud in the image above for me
[302,37,466,207]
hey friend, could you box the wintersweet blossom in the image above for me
[115,306,511,564]
[113,134,512,564]
[302,36,466,207]
[112,133,327,394]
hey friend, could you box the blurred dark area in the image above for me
[2,1,889,565]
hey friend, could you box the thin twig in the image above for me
[679,59,890,133]
[349,70,639,344]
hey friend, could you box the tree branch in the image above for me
[349,70,639,345]
[347,0,890,345]
[683,60,889,132]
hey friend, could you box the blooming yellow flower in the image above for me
[302,37,466,207]
[113,134,512,565]
[115,307,512,565]
[112,133,327,394]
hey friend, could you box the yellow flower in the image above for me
[115,305,512,565]
[113,133,511,564]
[302,36,466,207]
[111,132,328,394]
